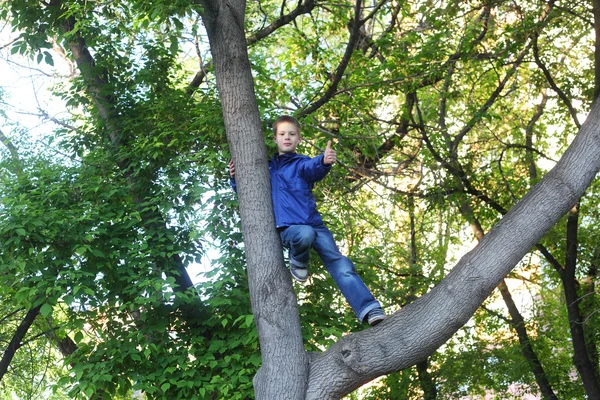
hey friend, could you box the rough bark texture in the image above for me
[199,0,309,398]
[304,99,600,398]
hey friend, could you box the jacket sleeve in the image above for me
[299,154,332,183]
[230,177,237,193]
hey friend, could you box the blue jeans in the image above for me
[280,224,381,322]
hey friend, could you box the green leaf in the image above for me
[44,51,54,66]
[40,303,53,317]
[74,331,84,344]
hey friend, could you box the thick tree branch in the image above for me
[0,306,41,383]
[201,0,309,397]
[305,80,600,400]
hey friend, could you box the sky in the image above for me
[0,31,68,146]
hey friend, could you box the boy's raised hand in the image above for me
[323,140,337,165]
[229,160,236,178]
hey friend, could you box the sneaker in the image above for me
[366,308,386,326]
[289,260,309,282]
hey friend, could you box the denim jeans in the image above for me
[280,224,381,322]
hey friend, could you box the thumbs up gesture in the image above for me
[323,140,337,165]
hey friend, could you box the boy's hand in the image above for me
[229,160,236,178]
[323,140,337,165]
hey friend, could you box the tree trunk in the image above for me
[200,0,308,398]
[581,250,599,375]
[198,0,600,396]
[594,0,600,100]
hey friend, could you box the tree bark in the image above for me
[200,0,308,398]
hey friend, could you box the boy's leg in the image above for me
[312,224,382,324]
[280,225,316,281]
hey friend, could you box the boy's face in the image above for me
[274,121,302,154]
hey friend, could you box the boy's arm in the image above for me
[300,140,336,183]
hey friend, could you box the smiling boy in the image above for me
[230,115,385,326]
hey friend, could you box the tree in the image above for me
[1,0,599,398]
[202,0,600,397]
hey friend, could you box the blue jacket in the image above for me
[231,152,331,228]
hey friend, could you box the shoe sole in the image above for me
[290,270,308,282]
[289,265,308,282]
[368,316,385,326]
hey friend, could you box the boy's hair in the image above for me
[272,115,301,136]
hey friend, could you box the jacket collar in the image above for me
[272,152,300,161]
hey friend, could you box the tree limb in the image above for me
[298,0,365,117]
[306,93,600,399]
[460,200,558,400]
[0,305,41,383]
[562,204,600,396]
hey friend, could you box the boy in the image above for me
[229,115,385,326]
